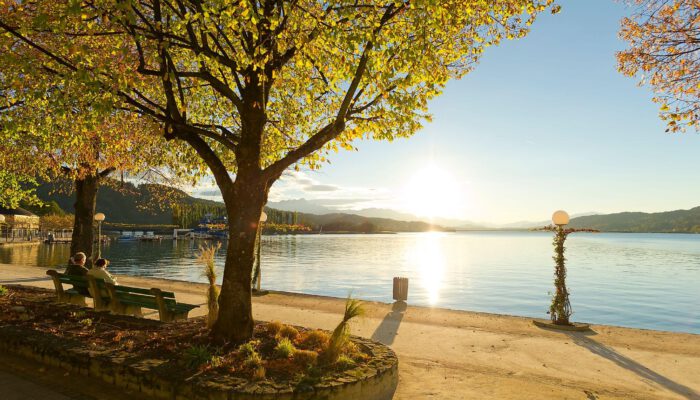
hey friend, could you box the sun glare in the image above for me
[401,164,465,220]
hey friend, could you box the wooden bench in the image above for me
[45,270,110,311]
[104,283,199,322]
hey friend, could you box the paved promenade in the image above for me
[1,263,699,400]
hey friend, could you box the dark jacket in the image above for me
[65,264,88,276]
[65,264,90,296]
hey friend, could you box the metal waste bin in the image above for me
[393,277,409,302]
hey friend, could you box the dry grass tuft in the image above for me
[277,324,299,341]
[324,297,364,364]
[197,243,221,328]
[266,321,283,335]
[293,349,318,367]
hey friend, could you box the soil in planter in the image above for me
[0,285,372,388]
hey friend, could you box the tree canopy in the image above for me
[618,0,700,132]
[2,0,560,178]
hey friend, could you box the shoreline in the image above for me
[2,262,698,336]
[1,263,699,399]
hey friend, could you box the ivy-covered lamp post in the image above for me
[94,213,106,260]
[252,211,267,294]
[0,214,5,243]
[550,210,572,325]
[533,210,596,331]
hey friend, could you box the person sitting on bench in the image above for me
[65,252,90,296]
[88,258,118,285]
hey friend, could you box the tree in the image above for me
[1,20,198,261]
[618,0,700,132]
[1,0,559,342]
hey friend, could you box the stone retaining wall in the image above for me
[0,325,398,400]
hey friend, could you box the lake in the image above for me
[1,231,698,334]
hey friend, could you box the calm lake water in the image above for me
[1,231,698,334]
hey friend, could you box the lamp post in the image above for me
[253,211,267,292]
[532,210,597,331]
[550,210,572,326]
[94,213,106,259]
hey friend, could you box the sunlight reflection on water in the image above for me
[404,232,446,305]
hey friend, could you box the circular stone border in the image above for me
[532,320,591,332]
[0,287,399,400]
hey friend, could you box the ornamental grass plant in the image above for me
[197,243,221,328]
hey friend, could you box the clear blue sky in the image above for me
[196,0,700,224]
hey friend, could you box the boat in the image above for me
[191,214,229,240]
[139,231,163,242]
[116,231,138,242]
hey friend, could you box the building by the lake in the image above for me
[0,206,40,242]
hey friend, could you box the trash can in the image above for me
[393,277,409,302]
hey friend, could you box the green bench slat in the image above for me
[58,275,106,286]
[173,303,198,311]
[113,293,159,308]
[58,277,88,285]
[114,285,175,298]
[113,291,197,312]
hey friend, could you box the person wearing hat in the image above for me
[88,258,118,285]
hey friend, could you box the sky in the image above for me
[193,0,700,225]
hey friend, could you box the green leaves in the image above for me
[1,0,557,187]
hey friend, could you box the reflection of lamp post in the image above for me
[0,214,5,243]
[253,211,267,292]
[94,213,106,259]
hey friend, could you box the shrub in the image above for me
[335,354,356,370]
[324,297,364,363]
[79,318,93,327]
[266,321,283,336]
[244,351,263,369]
[252,365,266,381]
[0,285,7,296]
[293,349,318,368]
[274,337,296,359]
[277,325,299,340]
[238,341,258,358]
[184,345,213,369]
[297,330,330,350]
[210,355,224,368]
[197,243,221,328]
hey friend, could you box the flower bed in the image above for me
[0,285,398,399]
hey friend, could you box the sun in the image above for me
[400,164,465,220]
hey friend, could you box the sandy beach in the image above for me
[1,263,698,400]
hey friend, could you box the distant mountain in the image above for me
[568,207,700,233]
[267,199,334,215]
[496,212,600,230]
[293,212,452,233]
[38,185,700,233]
[267,198,486,229]
[352,207,419,221]
[34,180,223,226]
[35,184,450,233]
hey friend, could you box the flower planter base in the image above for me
[532,320,591,332]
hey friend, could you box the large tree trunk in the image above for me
[212,173,269,343]
[69,174,99,265]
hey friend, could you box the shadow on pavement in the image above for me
[371,301,407,346]
[566,331,699,400]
